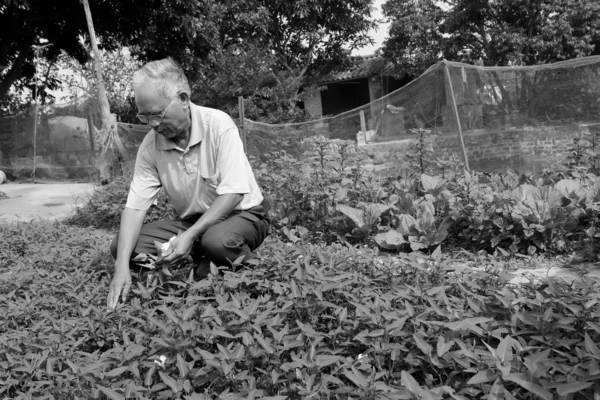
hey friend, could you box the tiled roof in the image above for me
[311,54,405,84]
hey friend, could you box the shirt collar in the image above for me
[156,102,204,150]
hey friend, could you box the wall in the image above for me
[304,91,323,118]
[356,124,588,174]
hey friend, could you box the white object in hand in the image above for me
[0,170,6,185]
[160,236,177,256]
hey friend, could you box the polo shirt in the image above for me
[125,103,263,219]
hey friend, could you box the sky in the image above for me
[353,0,390,56]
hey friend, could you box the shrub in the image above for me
[65,172,176,230]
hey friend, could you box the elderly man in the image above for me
[107,58,269,310]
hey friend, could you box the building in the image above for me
[303,54,410,118]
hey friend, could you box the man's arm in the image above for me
[107,207,147,310]
[160,193,243,266]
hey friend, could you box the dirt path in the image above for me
[0,181,96,223]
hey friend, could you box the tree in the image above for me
[0,0,147,101]
[2,0,376,122]
[382,0,600,74]
[128,0,377,120]
[57,49,142,123]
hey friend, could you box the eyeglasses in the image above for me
[137,97,178,125]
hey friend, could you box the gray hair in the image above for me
[132,57,191,99]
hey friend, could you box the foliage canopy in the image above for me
[382,0,600,75]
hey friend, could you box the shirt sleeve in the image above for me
[215,126,252,196]
[125,140,162,210]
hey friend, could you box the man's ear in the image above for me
[179,92,191,109]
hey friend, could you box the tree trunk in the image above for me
[82,0,128,181]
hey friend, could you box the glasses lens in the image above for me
[137,114,149,124]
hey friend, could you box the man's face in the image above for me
[134,84,190,141]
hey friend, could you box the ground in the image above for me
[0,181,95,223]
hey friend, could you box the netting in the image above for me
[0,94,152,182]
[0,95,103,181]
[2,56,600,181]
[245,56,600,162]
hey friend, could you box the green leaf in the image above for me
[184,394,210,400]
[504,373,552,400]
[343,368,369,388]
[336,205,366,228]
[555,179,580,195]
[413,333,432,355]
[585,333,600,359]
[159,371,180,393]
[401,370,423,394]
[555,381,594,396]
[145,365,156,386]
[105,366,129,378]
[467,369,499,385]
[397,214,418,236]
[97,385,125,400]
[436,337,454,357]
[338,307,348,322]
[315,355,343,367]
[176,353,189,378]
[496,336,513,362]
[255,335,275,354]
[374,230,405,249]
[421,174,445,191]
[231,344,246,360]
[487,378,504,400]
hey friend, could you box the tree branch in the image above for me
[0,34,35,99]
[0,41,10,74]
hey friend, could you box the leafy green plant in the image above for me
[3,221,600,399]
[254,135,378,243]
[65,172,176,230]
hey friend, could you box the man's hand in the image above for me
[159,230,195,268]
[107,264,132,310]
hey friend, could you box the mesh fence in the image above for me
[245,56,600,162]
[0,95,152,182]
[2,56,600,181]
[0,95,103,181]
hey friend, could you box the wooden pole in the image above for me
[31,44,50,183]
[443,62,470,171]
[32,76,38,184]
[238,96,247,153]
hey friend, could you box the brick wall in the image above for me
[357,124,589,174]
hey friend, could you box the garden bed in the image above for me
[4,133,600,399]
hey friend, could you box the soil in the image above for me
[0,181,96,223]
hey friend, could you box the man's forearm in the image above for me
[186,193,243,240]
[115,207,147,267]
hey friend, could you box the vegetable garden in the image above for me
[3,132,600,399]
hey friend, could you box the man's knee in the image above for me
[110,234,118,259]
[200,229,247,266]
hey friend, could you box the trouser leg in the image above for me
[109,205,270,277]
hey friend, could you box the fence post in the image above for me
[238,96,247,153]
[443,62,470,171]
[359,110,367,137]
[31,44,50,183]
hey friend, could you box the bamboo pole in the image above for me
[238,96,247,153]
[443,62,470,171]
[31,44,50,183]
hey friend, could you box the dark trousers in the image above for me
[110,204,269,277]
